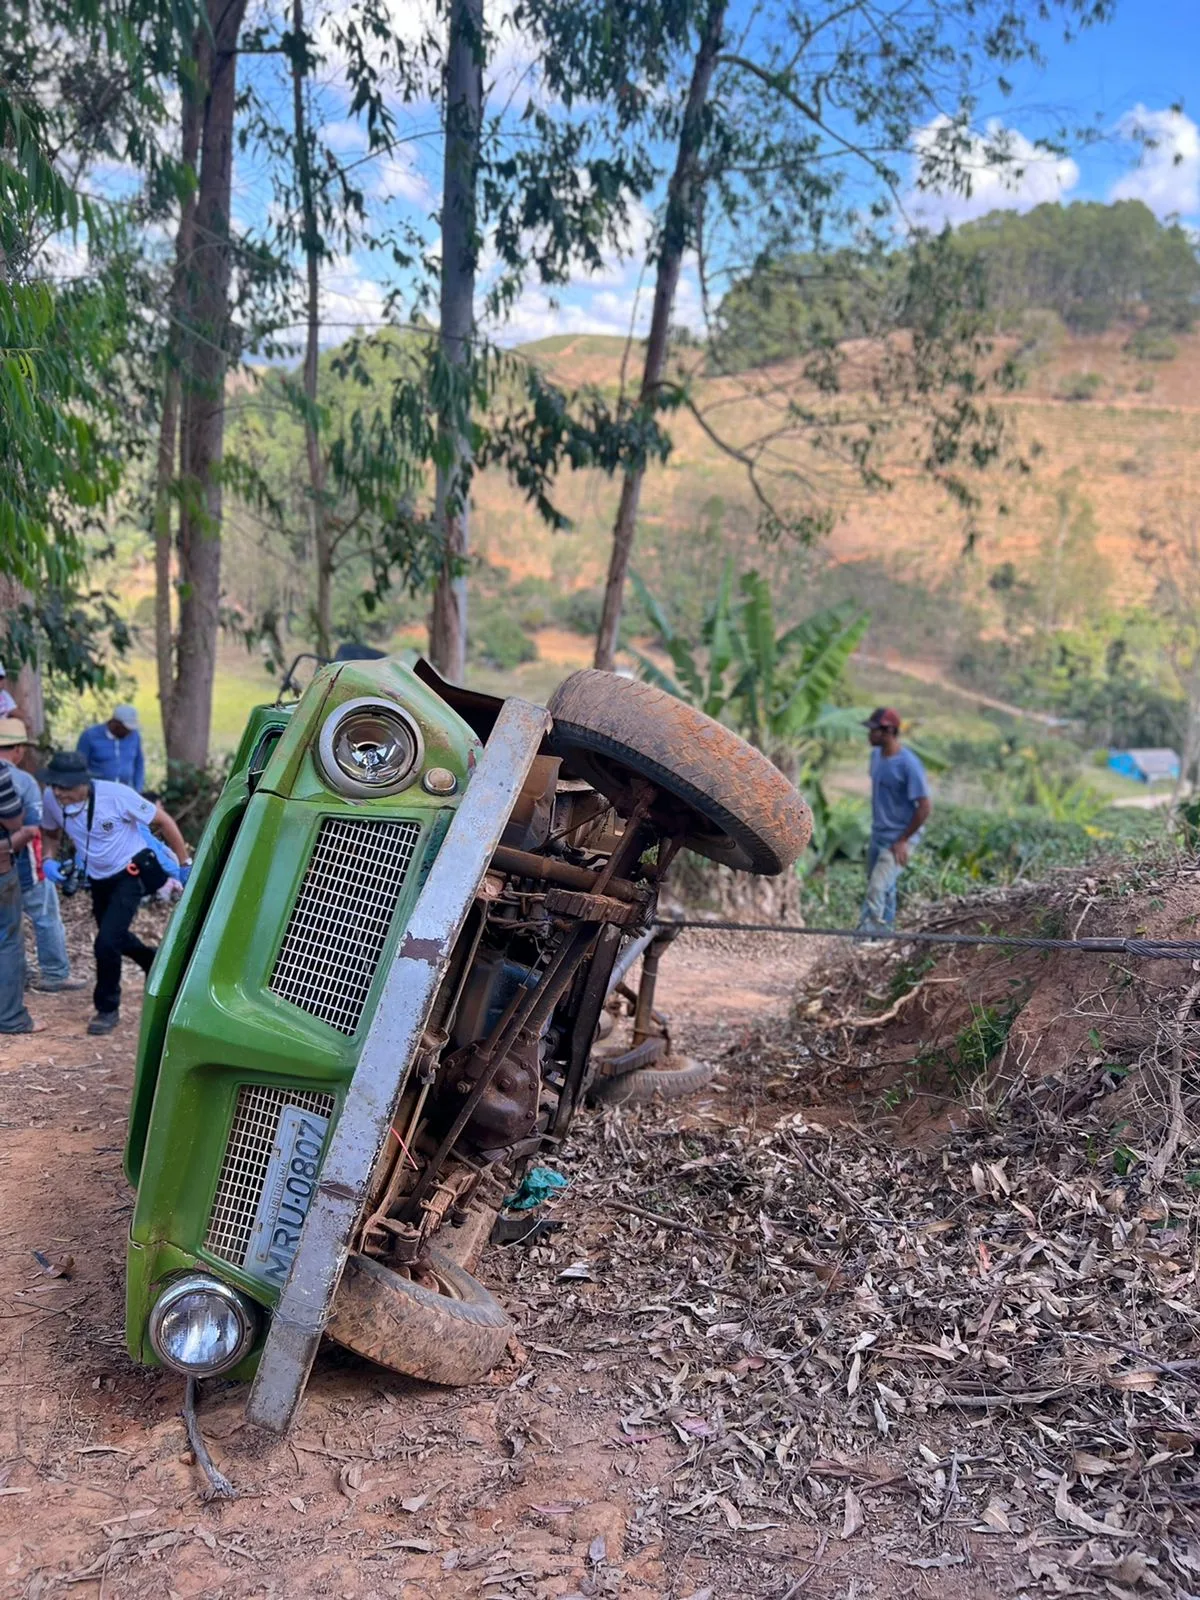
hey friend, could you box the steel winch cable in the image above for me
[652,919,1200,962]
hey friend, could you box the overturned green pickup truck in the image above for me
[124,656,810,1431]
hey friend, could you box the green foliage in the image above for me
[631,558,870,873]
[1127,328,1178,362]
[160,757,234,848]
[469,610,538,671]
[958,620,1185,749]
[631,559,868,758]
[0,2,184,692]
[956,200,1200,334]
[919,1002,1020,1085]
[710,202,1199,376]
[803,799,1170,929]
[1059,371,1103,402]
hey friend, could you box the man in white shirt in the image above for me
[39,751,192,1036]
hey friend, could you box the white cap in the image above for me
[112,703,139,729]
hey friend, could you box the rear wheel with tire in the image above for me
[326,1245,513,1386]
[548,670,811,875]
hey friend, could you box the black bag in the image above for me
[130,846,169,895]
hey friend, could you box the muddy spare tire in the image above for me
[326,1246,512,1386]
[548,670,811,874]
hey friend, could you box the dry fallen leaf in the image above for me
[1106,1368,1159,1392]
[1072,1451,1117,1476]
[978,1500,1011,1532]
[1053,1475,1124,1537]
[841,1487,864,1539]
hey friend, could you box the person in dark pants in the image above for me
[38,752,192,1035]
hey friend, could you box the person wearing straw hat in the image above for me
[77,704,145,793]
[39,751,191,1035]
[0,718,84,994]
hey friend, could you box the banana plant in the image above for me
[630,560,869,764]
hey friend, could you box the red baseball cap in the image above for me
[864,707,901,730]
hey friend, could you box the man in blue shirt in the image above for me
[859,707,931,933]
[77,704,145,792]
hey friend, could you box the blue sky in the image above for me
[177,1,1200,351]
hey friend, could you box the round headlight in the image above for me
[148,1275,257,1376]
[317,697,424,797]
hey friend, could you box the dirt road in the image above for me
[0,902,820,1599]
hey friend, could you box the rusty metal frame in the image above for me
[246,696,550,1435]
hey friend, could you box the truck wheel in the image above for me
[592,1054,718,1106]
[548,670,811,874]
[326,1246,512,1386]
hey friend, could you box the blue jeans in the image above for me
[859,841,902,932]
[22,876,70,984]
[0,865,33,1033]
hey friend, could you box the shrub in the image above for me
[555,586,605,636]
[160,757,233,848]
[1059,371,1103,402]
[469,610,538,671]
[1127,328,1178,362]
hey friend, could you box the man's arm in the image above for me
[152,803,191,866]
[133,735,145,794]
[40,827,62,861]
[892,796,931,866]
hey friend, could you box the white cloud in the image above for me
[320,119,369,155]
[370,149,433,206]
[906,116,1079,229]
[318,253,388,342]
[1110,106,1200,219]
[485,251,705,347]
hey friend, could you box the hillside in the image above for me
[470,323,1200,621]
[87,315,1200,772]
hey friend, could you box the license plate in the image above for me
[246,1103,331,1289]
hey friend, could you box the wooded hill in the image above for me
[124,197,1200,699]
[713,201,1200,371]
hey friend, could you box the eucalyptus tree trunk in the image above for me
[429,0,483,683]
[153,59,202,736]
[593,0,726,672]
[289,0,332,658]
[0,575,42,760]
[169,0,249,768]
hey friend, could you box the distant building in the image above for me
[1107,748,1181,784]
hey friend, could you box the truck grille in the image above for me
[269,816,422,1035]
[204,1085,336,1268]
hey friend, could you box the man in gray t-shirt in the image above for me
[859,708,931,933]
